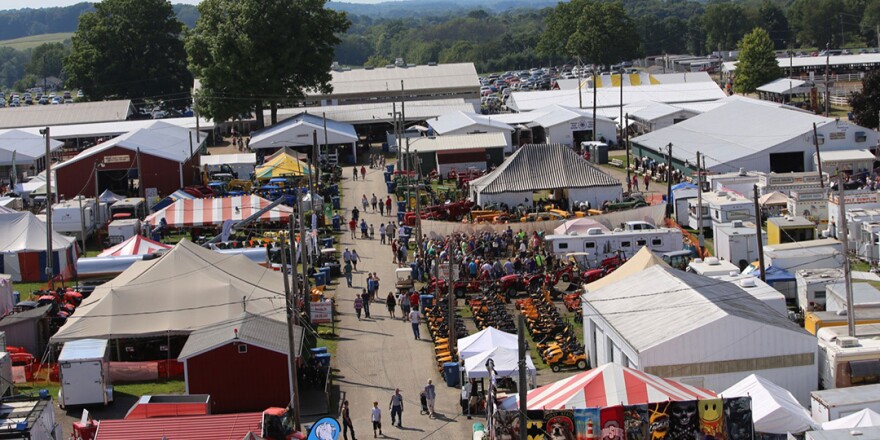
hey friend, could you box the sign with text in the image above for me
[311,301,333,324]
[103,154,130,164]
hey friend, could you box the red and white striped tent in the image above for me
[145,195,293,228]
[98,235,172,257]
[503,363,716,410]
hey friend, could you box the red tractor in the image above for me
[428,273,489,298]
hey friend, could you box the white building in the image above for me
[632,97,880,175]
[713,220,764,270]
[491,105,618,147]
[582,264,818,404]
[624,100,699,134]
[688,190,755,231]
[508,81,726,113]
[427,111,514,151]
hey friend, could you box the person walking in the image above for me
[379,224,387,245]
[360,219,368,239]
[632,174,639,191]
[369,224,375,240]
[353,295,363,320]
[371,401,382,438]
[342,400,356,440]
[424,379,436,417]
[353,167,358,181]
[409,307,421,340]
[362,194,369,213]
[361,289,371,318]
[344,261,353,288]
[379,199,385,216]
[644,174,650,192]
[352,206,360,222]
[389,389,403,428]
[349,218,357,239]
[386,291,396,318]
[400,290,411,322]
[385,196,392,216]
[351,249,360,272]
[371,193,378,212]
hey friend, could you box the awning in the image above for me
[98,235,171,257]
[144,195,293,228]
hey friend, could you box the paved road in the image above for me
[333,164,474,440]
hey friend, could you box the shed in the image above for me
[469,144,622,209]
[0,305,50,359]
[816,149,877,174]
[54,121,204,199]
[406,133,508,175]
[178,313,304,414]
[582,264,818,404]
[767,215,817,245]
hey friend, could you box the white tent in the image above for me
[823,409,880,430]
[552,218,609,235]
[98,189,125,204]
[0,212,77,281]
[721,374,817,434]
[464,346,537,389]
[0,274,13,317]
[51,239,286,342]
[458,327,518,359]
[0,129,63,166]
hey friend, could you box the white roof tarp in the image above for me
[464,347,536,380]
[428,111,514,135]
[55,121,202,169]
[724,53,880,73]
[757,78,810,95]
[508,81,726,113]
[822,409,880,430]
[0,212,75,252]
[98,235,171,257]
[458,327,518,359]
[585,247,669,292]
[201,153,256,167]
[553,218,610,235]
[721,374,817,434]
[51,239,286,342]
[0,130,63,165]
[98,189,125,204]
[249,113,357,150]
[0,116,215,141]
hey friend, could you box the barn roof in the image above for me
[177,312,304,360]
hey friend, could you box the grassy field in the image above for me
[0,33,73,51]
[15,379,186,401]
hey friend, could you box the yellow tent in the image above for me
[584,247,669,292]
[255,149,311,180]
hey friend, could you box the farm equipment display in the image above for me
[469,290,516,333]
[425,294,468,371]
[602,194,649,212]
[517,292,588,372]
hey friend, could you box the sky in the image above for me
[1,0,383,10]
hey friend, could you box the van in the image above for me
[109,198,147,220]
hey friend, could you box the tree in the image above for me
[758,2,790,50]
[734,28,782,94]
[703,3,755,53]
[186,0,350,127]
[25,42,67,81]
[788,0,845,48]
[565,1,642,66]
[65,0,191,108]
[536,0,589,62]
[850,71,880,130]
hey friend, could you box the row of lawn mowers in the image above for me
[468,287,516,333]
[515,290,587,372]
[425,293,469,372]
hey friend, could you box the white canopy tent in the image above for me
[458,327,518,359]
[0,129,63,166]
[98,189,125,204]
[822,409,880,430]
[721,374,817,434]
[463,347,537,389]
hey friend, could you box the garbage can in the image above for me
[319,266,332,278]
[403,226,413,236]
[331,196,341,210]
[443,362,460,387]
[310,347,328,357]
[313,272,326,287]
[384,172,392,183]
[322,237,333,248]
[315,353,331,369]
[386,164,395,174]
[332,215,341,231]
[396,201,406,212]
[419,294,434,313]
[397,212,405,223]
[330,184,339,197]
[386,182,395,194]
[12,291,19,305]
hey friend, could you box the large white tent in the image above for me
[0,212,76,282]
[51,239,286,342]
[0,129,63,166]
[463,347,537,389]
[457,327,518,359]
[721,374,817,434]
[249,113,357,150]
[822,409,880,430]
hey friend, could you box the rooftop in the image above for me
[308,62,480,99]
[428,111,513,134]
[272,98,477,125]
[508,81,726,112]
[405,133,508,153]
[94,411,263,440]
[177,312,303,360]
[0,100,134,129]
[54,121,203,167]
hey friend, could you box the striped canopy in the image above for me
[98,235,171,257]
[516,363,716,410]
[145,195,293,228]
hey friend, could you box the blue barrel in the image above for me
[332,215,341,231]
[322,237,333,248]
[331,196,340,210]
[330,185,339,197]
[397,212,405,223]
[397,201,406,212]
[315,353,331,369]
[386,164,394,174]
[403,226,413,236]
[386,182,395,194]
[12,291,19,304]
[310,347,328,356]
[319,267,332,279]
[314,272,326,286]
[384,172,392,183]
[443,362,460,387]
[419,294,434,313]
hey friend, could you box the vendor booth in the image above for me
[144,195,293,228]
[464,347,537,390]
[721,374,817,435]
[457,327,518,359]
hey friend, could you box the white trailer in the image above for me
[545,227,683,266]
[107,219,141,245]
[713,220,765,270]
[764,239,844,272]
[796,268,842,313]
[0,396,63,439]
[789,189,829,225]
[59,339,113,407]
[688,190,755,231]
[52,197,97,240]
[687,257,741,277]
[815,325,880,398]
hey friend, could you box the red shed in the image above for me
[178,312,304,414]
[55,121,203,200]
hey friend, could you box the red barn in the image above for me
[178,312,303,414]
[55,121,203,200]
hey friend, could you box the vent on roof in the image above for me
[705,257,720,265]
[732,220,744,228]
[739,168,746,176]
[837,336,860,348]
[729,271,739,277]
[586,228,604,235]
[740,278,757,288]
[385,64,396,69]
[717,191,728,197]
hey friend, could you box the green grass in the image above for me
[14,379,185,399]
[0,33,73,51]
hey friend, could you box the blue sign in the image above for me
[307,417,340,440]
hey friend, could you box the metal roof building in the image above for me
[508,81,726,113]
[469,143,622,208]
[722,53,880,73]
[307,62,481,105]
[631,97,880,174]
[407,133,509,175]
[271,98,477,125]
[427,111,513,150]
[0,100,134,129]
[582,264,818,404]
[249,112,357,150]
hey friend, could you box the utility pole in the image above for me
[310,130,318,196]
[753,185,766,282]
[517,313,528,440]
[813,123,825,188]
[825,42,831,117]
[392,102,400,165]
[193,93,201,143]
[578,57,583,110]
[591,65,597,142]
[410,141,424,263]
[78,196,86,257]
[41,127,53,281]
[446,237,456,357]
[624,113,631,193]
[297,193,311,321]
[665,143,673,218]
[619,67,624,148]
[696,151,704,253]
[836,169,856,337]
[322,112,329,183]
[279,225,301,431]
